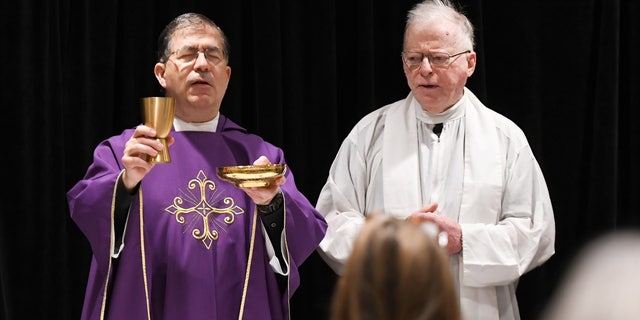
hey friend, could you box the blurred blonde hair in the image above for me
[330,212,460,320]
[542,230,640,319]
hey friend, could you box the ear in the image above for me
[154,62,167,88]
[221,65,232,87]
[466,52,477,77]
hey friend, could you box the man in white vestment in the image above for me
[315,1,556,319]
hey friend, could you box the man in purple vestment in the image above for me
[67,12,327,320]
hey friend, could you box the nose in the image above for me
[193,51,210,71]
[419,56,433,73]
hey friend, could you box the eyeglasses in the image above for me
[167,46,226,66]
[401,50,470,70]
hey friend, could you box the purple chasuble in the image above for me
[67,115,327,320]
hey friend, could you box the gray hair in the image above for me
[404,0,475,51]
[157,12,230,63]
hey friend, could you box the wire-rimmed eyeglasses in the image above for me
[401,50,470,70]
[166,46,226,66]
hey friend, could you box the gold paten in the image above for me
[217,164,287,187]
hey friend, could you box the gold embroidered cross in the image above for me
[165,170,245,249]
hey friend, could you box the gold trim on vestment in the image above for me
[237,208,258,320]
[140,187,151,320]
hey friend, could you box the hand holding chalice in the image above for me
[141,97,175,163]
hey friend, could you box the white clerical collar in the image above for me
[173,114,219,132]
[414,92,467,125]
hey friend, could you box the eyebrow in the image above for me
[177,45,223,51]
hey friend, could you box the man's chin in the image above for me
[184,96,212,107]
[413,96,445,114]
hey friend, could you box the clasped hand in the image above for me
[408,203,463,255]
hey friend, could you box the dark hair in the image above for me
[156,12,230,63]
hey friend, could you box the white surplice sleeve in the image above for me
[315,107,390,275]
[460,132,556,287]
[315,139,367,274]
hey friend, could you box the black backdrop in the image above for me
[2,0,639,319]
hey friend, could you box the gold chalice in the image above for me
[141,97,175,163]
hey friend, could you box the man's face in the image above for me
[402,18,476,114]
[155,25,231,121]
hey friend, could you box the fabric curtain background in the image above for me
[1,1,638,319]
